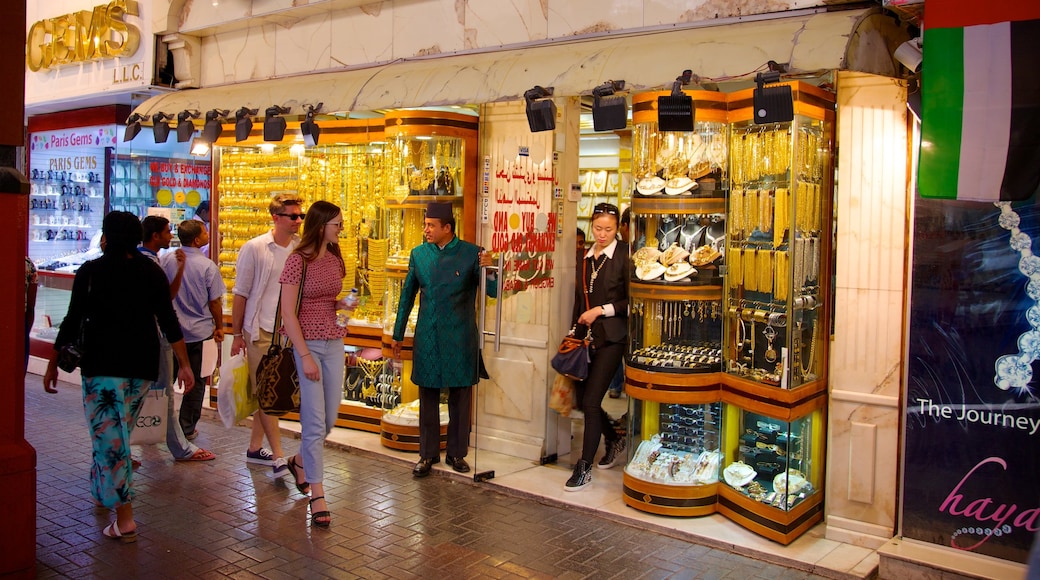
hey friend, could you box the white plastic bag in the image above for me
[129,387,168,445]
[217,352,257,428]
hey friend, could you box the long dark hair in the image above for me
[294,200,345,274]
[102,211,142,256]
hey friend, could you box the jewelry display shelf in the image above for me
[620,83,835,544]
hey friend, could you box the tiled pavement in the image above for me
[28,375,831,580]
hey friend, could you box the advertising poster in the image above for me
[905,198,1040,563]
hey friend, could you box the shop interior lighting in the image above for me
[235,107,258,142]
[123,113,144,142]
[263,105,291,141]
[151,112,174,143]
[190,137,210,157]
[202,109,229,143]
[591,80,628,132]
[752,71,794,124]
[524,86,556,132]
[176,110,200,142]
[300,103,323,147]
[657,70,694,132]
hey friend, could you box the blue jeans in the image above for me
[293,339,345,485]
[157,337,198,459]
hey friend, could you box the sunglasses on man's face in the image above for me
[277,213,306,221]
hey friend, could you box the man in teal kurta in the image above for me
[392,202,493,477]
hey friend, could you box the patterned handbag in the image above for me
[256,262,306,417]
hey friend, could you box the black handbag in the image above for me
[551,326,592,381]
[256,262,306,417]
[56,274,91,373]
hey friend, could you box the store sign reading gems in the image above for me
[26,0,141,72]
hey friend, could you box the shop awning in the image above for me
[132,7,885,118]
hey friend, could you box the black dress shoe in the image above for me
[412,456,439,477]
[445,455,470,473]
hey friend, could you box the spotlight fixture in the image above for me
[300,103,323,147]
[894,37,923,73]
[202,109,229,143]
[123,113,144,142]
[176,109,200,142]
[235,107,259,142]
[524,86,556,133]
[190,137,210,157]
[752,71,793,124]
[658,70,694,132]
[263,105,291,141]
[151,112,174,143]
[591,80,627,132]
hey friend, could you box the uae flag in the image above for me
[918,1,1040,202]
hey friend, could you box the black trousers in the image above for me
[175,339,206,435]
[418,385,472,459]
[576,342,624,464]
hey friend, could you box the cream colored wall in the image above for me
[826,71,908,549]
[152,0,864,86]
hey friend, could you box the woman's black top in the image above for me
[54,252,184,381]
[572,241,630,349]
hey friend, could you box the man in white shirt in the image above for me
[229,194,304,476]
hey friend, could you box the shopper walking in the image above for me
[277,200,355,528]
[606,207,631,399]
[229,193,304,476]
[140,216,215,462]
[391,202,493,478]
[160,220,225,441]
[42,211,196,543]
[565,203,629,491]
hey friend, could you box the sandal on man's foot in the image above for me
[102,521,137,543]
[286,455,310,495]
[309,496,331,528]
[175,448,216,462]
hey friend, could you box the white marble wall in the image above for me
[153,0,866,86]
[826,71,908,549]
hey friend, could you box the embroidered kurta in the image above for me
[393,236,484,389]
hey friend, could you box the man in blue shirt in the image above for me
[140,216,215,461]
[161,220,226,440]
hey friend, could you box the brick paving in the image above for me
[28,375,829,580]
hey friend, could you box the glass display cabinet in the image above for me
[715,81,835,544]
[622,90,729,515]
[620,83,833,543]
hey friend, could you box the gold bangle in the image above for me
[301,352,313,358]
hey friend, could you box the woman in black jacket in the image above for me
[565,203,630,491]
[43,211,195,543]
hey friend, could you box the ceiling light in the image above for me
[151,112,173,143]
[524,86,556,132]
[658,70,694,132]
[177,110,200,142]
[752,71,794,125]
[300,103,323,147]
[190,138,210,156]
[123,113,144,141]
[591,80,627,132]
[235,107,258,142]
[202,109,229,143]
[263,105,291,141]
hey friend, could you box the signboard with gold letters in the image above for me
[25,0,152,105]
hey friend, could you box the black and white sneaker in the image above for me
[597,437,627,469]
[564,459,593,491]
[246,447,274,465]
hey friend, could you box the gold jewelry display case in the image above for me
[622,83,834,544]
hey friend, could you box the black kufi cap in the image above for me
[425,202,453,221]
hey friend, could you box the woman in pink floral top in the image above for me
[278,200,355,528]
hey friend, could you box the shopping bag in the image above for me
[129,387,167,445]
[217,352,257,428]
[549,373,575,417]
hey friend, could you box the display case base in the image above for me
[622,473,718,517]
[717,483,823,544]
[380,418,447,452]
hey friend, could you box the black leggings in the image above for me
[576,342,624,463]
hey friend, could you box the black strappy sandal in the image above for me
[286,455,311,495]
[309,496,331,528]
